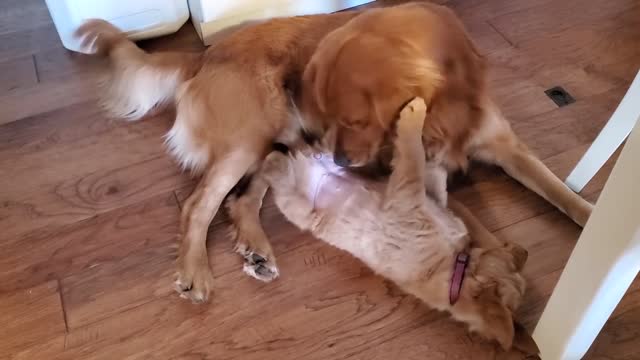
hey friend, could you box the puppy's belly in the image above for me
[313,175,371,210]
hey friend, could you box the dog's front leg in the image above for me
[226,173,279,282]
[176,150,260,303]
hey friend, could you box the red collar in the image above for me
[449,252,470,305]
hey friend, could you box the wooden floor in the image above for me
[1,0,639,359]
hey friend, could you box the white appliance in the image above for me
[188,0,374,45]
[45,0,190,52]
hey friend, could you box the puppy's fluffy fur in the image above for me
[261,99,538,356]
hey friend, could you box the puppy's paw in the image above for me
[261,152,290,183]
[175,256,214,304]
[235,244,280,282]
[398,97,427,132]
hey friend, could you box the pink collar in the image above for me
[449,252,470,305]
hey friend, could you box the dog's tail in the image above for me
[75,19,203,120]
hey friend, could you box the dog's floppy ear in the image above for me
[303,27,355,114]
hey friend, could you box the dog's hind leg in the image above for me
[473,105,593,227]
[176,149,261,303]
[226,173,279,282]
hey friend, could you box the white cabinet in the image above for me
[45,0,189,52]
[188,0,373,44]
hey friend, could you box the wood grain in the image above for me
[0,0,53,36]
[0,0,637,358]
[0,103,189,242]
[0,56,37,94]
[0,280,66,357]
[0,192,179,293]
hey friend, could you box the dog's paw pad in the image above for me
[242,252,279,282]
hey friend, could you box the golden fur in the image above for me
[75,13,362,302]
[299,2,593,225]
[76,4,591,348]
[260,98,538,355]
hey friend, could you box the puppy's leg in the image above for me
[226,174,279,282]
[260,152,317,229]
[448,198,504,248]
[474,122,593,227]
[449,198,528,271]
[176,150,260,303]
[383,97,430,207]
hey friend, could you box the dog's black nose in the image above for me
[333,152,351,167]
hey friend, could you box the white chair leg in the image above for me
[533,123,640,360]
[565,69,640,193]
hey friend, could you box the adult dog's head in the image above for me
[300,3,484,168]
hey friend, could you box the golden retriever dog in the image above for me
[259,98,539,356]
[75,2,592,304]
[75,13,365,303]
[297,3,593,224]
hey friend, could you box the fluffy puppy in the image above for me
[260,98,539,356]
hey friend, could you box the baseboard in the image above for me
[189,0,374,45]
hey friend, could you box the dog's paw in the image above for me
[398,97,427,132]
[175,260,214,304]
[236,244,279,282]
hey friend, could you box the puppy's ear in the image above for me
[476,286,515,350]
[508,243,528,272]
[496,322,540,360]
[512,321,540,356]
[303,27,355,114]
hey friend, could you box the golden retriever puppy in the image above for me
[260,98,539,356]
[299,2,593,227]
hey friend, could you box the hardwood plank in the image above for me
[586,278,640,359]
[511,86,628,159]
[452,170,554,232]
[0,22,61,62]
[0,56,38,94]
[33,47,106,83]
[0,0,53,36]
[0,103,188,242]
[494,4,640,84]
[486,46,627,102]
[0,70,105,125]
[486,53,558,121]
[59,198,324,329]
[0,192,179,294]
[488,0,638,46]
[447,0,556,23]
[342,320,497,360]
[0,280,66,356]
